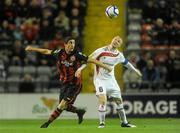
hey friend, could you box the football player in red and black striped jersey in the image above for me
[25,37,111,128]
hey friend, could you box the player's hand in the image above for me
[107,67,112,72]
[75,69,82,78]
[25,46,33,51]
[136,69,142,77]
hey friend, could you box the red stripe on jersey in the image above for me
[62,65,67,82]
[57,61,63,81]
[96,52,119,74]
[67,67,74,82]
[97,52,119,59]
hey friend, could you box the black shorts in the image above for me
[59,83,82,104]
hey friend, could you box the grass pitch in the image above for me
[0,118,179,133]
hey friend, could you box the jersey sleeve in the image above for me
[51,49,61,59]
[118,52,128,65]
[76,51,88,62]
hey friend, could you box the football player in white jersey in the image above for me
[75,36,142,128]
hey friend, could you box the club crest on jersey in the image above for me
[70,55,76,62]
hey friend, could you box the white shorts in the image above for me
[94,78,122,99]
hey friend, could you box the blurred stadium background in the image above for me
[0,0,180,132]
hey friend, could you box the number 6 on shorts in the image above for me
[99,87,103,92]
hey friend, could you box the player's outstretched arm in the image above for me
[75,58,112,78]
[87,58,112,72]
[25,45,52,55]
[75,64,87,78]
[124,62,142,77]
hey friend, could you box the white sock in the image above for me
[116,104,128,124]
[98,104,106,124]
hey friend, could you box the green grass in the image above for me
[0,119,180,133]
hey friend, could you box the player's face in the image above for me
[65,39,75,54]
[111,36,122,48]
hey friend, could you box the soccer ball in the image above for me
[105,5,119,18]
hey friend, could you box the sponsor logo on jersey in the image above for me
[61,60,73,67]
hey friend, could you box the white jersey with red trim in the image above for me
[90,46,126,80]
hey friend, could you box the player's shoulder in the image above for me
[51,48,64,58]
[52,48,62,54]
[117,50,123,54]
[95,46,108,52]
[76,50,87,57]
[96,47,105,51]
[76,50,83,55]
[117,51,125,57]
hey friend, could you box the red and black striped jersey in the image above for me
[51,49,88,84]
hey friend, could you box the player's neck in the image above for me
[108,45,117,52]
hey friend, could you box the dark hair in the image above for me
[64,36,75,44]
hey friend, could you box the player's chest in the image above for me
[58,54,77,67]
[99,56,119,66]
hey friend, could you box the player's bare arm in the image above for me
[25,45,52,55]
[75,48,113,78]
[124,61,142,77]
[75,59,112,78]
[87,58,112,72]
[75,64,87,78]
